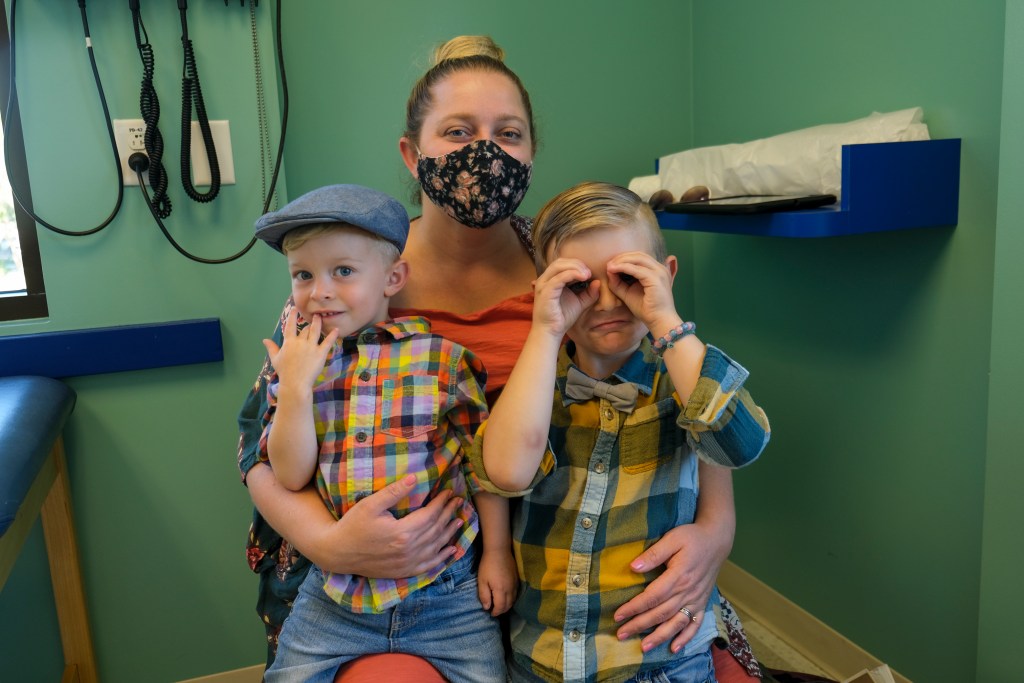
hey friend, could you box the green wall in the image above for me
[0,2,693,681]
[688,3,1006,682]
[3,1,1022,681]
[977,3,1024,682]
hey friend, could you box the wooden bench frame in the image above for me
[0,434,98,683]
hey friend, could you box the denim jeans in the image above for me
[265,546,506,683]
[508,647,715,683]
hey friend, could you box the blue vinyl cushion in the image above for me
[0,376,77,537]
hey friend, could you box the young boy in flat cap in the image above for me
[253,184,513,683]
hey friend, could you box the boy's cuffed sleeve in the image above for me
[466,420,556,497]
[446,346,490,495]
[677,345,770,469]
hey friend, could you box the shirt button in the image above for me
[569,630,581,642]
[571,574,583,587]
[580,517,593,529]
[358,370,371,381]
[594,462,606,474]
[355,432,368,442]
[361,333,375,343]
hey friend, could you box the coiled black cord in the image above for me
[178,1,220,203]
[130,1,171,218]
[129,0,287,264]
[3,0,123,236]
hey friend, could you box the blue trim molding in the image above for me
[0,319,223,378]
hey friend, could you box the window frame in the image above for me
[0,0,48,322]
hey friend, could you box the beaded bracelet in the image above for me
[652,321,696,356]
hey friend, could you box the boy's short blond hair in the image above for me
[532,181,666,272]
[281,222,401,263]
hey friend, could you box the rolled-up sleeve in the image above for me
[466,420,556,497]
[677,345,770,468]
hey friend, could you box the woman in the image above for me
[237,36,760,682]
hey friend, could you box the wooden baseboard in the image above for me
[718,561,910,683]
[176,664,264,683]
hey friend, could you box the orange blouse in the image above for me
[391,290,533,406]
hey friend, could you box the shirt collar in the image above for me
[340,315,431,348]
[556,337,657,401]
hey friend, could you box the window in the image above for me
[0,0,47,322]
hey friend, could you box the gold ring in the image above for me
[679,606,696,623]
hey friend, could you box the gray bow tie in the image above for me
[564,366,638,413]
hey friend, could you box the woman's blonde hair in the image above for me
[404,35,537,154]
[532,182,666,272]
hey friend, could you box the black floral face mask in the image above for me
[416,139,533,228]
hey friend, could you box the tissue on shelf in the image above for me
[629,108,930,202]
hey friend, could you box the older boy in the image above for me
[470,182,770,683]
[254,184,514,683]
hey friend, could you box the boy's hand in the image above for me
[262,308,339,390]
[606,251,681,333]
[476,546,519,616]
[532,258,599,336]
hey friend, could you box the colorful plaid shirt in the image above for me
[259,315,489,613]
[468,340,770,683]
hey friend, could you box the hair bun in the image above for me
[431,35,505,65]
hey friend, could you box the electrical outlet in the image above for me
[113,119,148,186]
[189,120,236,187]
[112,118,236,188]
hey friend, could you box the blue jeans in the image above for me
[265,546,506,683]
[508,647,715,683]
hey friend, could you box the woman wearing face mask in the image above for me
[238,36,761,683]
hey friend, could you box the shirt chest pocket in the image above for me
[381,375,440,438]
[619,398,685,474]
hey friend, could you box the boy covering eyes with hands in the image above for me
[469,181,770,683]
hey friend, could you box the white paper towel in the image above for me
[632,108,930,202]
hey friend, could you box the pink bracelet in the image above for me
[652,321,696,356]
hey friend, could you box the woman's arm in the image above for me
[247,464,466,578]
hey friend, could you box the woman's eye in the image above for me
[619,273,638,286]
[445,128,469,139]
[499,129,522,141]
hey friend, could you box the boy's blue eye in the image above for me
[293,271,312,281]
[334,266,354,277]
[567,280,591,295]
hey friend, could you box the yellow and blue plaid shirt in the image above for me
[469,340,769,683]
[259,316,489,613]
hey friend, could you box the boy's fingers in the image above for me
[262,339,280,357]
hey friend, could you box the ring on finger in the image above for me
[679,606,696,623]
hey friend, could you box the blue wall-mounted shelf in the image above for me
[655,138,961,238]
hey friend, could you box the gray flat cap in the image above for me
[254,184,409,253]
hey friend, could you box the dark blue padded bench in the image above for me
[0,376,98,683]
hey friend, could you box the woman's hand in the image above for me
[249,467,465,579]
[325,474,467,578]
[613,464,735,653]
[612,520,730,653]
